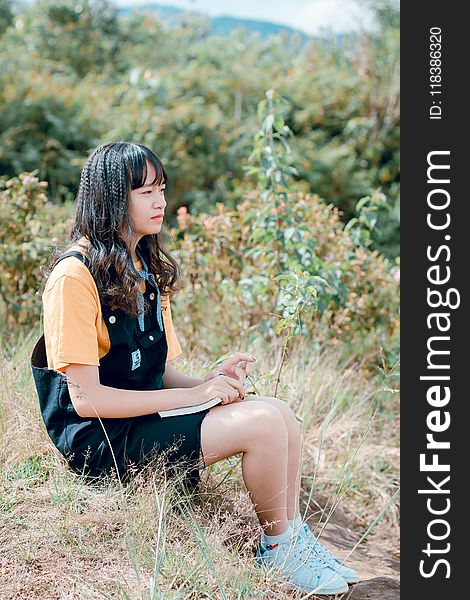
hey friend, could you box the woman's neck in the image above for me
[121,234,142,264]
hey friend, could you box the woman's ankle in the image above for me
[288,514,303,530]
[261,525,292,546]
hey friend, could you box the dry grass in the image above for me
[0,329,399,599]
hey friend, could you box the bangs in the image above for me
[125,143,167,190]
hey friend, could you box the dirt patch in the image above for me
[1,471,399,599]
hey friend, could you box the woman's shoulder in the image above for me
[44,238,96,295]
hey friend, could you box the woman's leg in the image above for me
[200,400,289,535]
[237,395,303,521]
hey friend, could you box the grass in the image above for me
[0,328,399,599]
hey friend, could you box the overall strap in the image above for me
[135,251,163,332]
[55,251,91,270]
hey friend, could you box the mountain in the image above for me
[118,3,311,43]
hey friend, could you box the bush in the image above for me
[0,172,72,326]
[169,189,399,363]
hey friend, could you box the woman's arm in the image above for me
[64,364,202,419]
[63,363,246,419]
[162,363,204,389]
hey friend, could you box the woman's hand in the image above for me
[203,353,256,385]
[196,373,246,405]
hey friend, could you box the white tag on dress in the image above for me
[131,349,141,371]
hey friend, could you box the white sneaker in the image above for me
[298,523,360,584]
[256,533,349,595]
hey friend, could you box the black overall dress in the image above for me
[30,251,210,491]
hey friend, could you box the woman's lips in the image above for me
[151,215,164,220]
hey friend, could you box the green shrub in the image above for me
[170,189,399,363]
[0,171,72,326]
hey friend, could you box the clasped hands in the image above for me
[202,353,256,404]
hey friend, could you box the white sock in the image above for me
[261,525,293,547]
[288,514,304,535]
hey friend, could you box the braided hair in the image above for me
[45,142,182,316]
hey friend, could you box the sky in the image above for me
[115,0,376,36]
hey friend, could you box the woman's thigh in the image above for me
[199,399,287,468]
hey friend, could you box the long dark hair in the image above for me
[45,142,182,316]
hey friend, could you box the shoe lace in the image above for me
[280,535,332,576]
[302,526,340,565]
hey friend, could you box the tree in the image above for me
[25,0,123,76]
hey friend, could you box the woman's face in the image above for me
[128,162,166,241]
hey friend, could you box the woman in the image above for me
[31,141,357,594]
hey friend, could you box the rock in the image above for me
[348,577,400,600]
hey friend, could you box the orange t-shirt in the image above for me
[42,238,183,372]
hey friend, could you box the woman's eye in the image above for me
[140,188,165,195]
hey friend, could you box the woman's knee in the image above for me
[244,395,301,433]
[201,401,288,464]
[201,400,287,456]
[241,401,288,448]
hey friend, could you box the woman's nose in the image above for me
[153,196,166,208]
